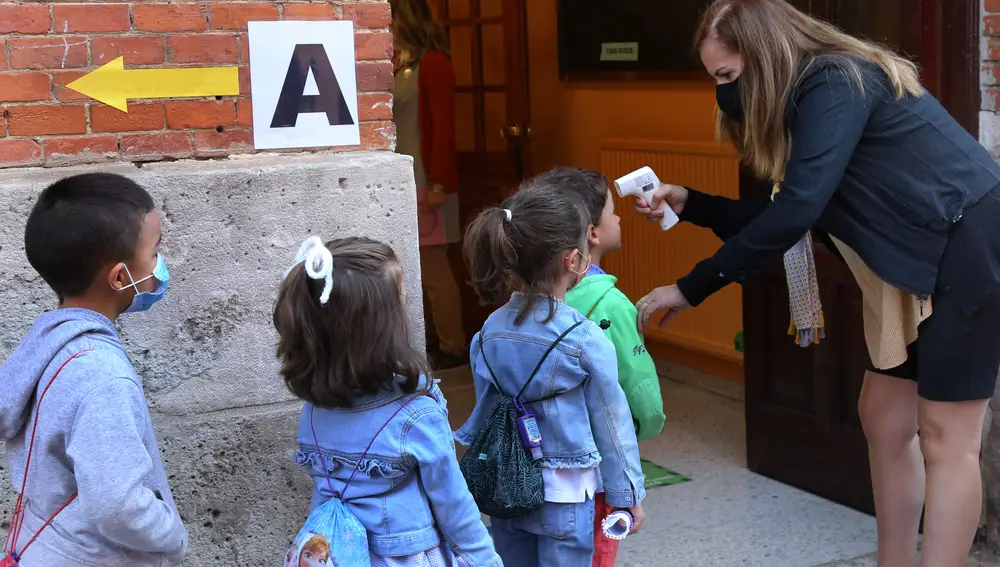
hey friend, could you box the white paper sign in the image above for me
[248,20,361,150]
[600,42,639,62]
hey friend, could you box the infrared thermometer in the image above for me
[613,166,680,231]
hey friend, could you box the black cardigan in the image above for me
[675,61,1000,312]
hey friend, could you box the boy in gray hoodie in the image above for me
[0,173,187,567]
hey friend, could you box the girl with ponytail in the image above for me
[458,171,646,567]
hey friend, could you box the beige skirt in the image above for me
[828,236,932,370]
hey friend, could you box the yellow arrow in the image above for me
[67,57,240,113]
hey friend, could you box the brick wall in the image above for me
[0,1,394,168]
[984,0,1000,155]
[985,0,1000,105]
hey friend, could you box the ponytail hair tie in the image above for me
[502,208,512,221]
[284,236,334,305]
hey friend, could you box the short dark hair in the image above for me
[550,167,610,227]
[273,237,428,408]
[463,169,590,324]
[25,173,155,301]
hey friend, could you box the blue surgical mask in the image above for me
[120,254,170,314]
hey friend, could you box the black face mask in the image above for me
[716,77,744,124]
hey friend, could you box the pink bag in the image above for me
[416,187,461,247]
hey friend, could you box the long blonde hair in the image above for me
[695,0,923,181]
[390,0,449,68]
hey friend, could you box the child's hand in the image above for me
[629,503,645,533]
[633,183,689,220]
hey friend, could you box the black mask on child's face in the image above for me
[716,77,744,124]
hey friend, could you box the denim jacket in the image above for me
[295,378,501,567]
[456,293,646,508]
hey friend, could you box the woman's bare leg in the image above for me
[917,396,989,567]
[859,371,923,567]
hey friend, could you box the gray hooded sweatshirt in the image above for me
[0,309,187,567]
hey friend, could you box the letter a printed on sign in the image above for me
[270,44,354,129]
[248,21,361,150]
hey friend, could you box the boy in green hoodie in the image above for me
[561,167,664,567]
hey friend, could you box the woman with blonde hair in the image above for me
[632,1,1000,565]
[390,0,468,370]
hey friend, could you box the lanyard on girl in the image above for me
[514,397,543,460]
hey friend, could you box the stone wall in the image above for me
[0,152,422,566]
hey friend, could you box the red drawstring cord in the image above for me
[18,493,78,557]
[3,498,24,556]
[3,350,91,562]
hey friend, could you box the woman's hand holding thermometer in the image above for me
[615,167,683,231]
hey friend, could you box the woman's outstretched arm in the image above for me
[679,186,769,242]
[676,68,873,307]
[634,181,768,241]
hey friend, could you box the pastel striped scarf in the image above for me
[772,182,825,347]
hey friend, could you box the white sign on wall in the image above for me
[248,20,361,150]
[600,42,639,62]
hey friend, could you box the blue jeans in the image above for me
[489,500,596,567]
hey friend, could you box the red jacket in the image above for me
[417,50,460,194]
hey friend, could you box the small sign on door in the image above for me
[600,42,639,62]
[248,20,361,150]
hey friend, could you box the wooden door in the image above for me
[430,0,530,339]
[743,0,980,514]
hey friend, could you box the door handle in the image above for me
[499,125,524,138]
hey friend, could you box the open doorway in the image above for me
[428,0,531,342]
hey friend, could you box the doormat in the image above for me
[642,459,690,489]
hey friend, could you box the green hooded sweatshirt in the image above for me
[565,273,665,440]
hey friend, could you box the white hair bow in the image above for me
[284,236,334,305]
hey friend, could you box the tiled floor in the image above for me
[436,364,881,567]
[818,548,1000,567]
